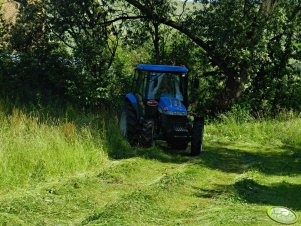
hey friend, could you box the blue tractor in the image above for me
[119,64,204,156]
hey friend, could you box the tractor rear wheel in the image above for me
[140,119,154,147]
[119,102,139,145]
[191,117,204,156]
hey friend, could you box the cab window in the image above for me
[134,70,147,99]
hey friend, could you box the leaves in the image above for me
[0,0,300,114]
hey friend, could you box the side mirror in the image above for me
[192,78,200,89]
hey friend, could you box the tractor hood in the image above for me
[158,96,187,116]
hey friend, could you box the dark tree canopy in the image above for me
[0,0,300,114]
[121,0,301,113]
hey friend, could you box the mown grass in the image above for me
[0,103,300,225]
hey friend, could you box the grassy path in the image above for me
[0,141,300,225]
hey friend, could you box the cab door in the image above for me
[133,70,148,100]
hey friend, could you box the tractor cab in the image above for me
[133,65,188,101]
[120,64,204,156]
[133,64,189,116]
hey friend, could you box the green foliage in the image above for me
[0,50,77,106]
[1,1,77,106]
[192,0,300,113]
[1,0,301,113]
[0,2,11,52]
[1,0,130,108]
[123,0,301,114]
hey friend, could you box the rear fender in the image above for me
[125,93,141,120]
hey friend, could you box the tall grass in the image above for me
[0,104,107,189]
[206,107,301,147]
[1,100,301,190]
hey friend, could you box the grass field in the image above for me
[0,104,300,225]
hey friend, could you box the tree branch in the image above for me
[177,0,188,19]
[101,15,147,25]
[124,0,236,77]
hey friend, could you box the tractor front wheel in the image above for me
[140,119,154,147]
[191,117,204,156]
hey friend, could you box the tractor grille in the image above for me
[161,114,189,135]
[174,123,189,133]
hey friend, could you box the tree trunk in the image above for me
[212,62,249,114]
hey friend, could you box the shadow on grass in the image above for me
[195,179,301,211]
[105,119,193,164]
[196,145,301,176]
[105,119,301,175]
[106,131,301,176]
[105,136,191,164]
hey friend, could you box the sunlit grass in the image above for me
[0,103,300,225]
[0,106,107,189]
[206,110,301,147]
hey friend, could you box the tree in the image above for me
[1,0,300,113]
[45,0,125,106]
[0,0,77,105]
[46,0,119,76]
[121,0,301,114]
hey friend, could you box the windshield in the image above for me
[147,72,184,101]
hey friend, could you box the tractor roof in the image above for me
[136,64,188,73]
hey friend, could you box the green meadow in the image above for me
[0,104,300,225]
